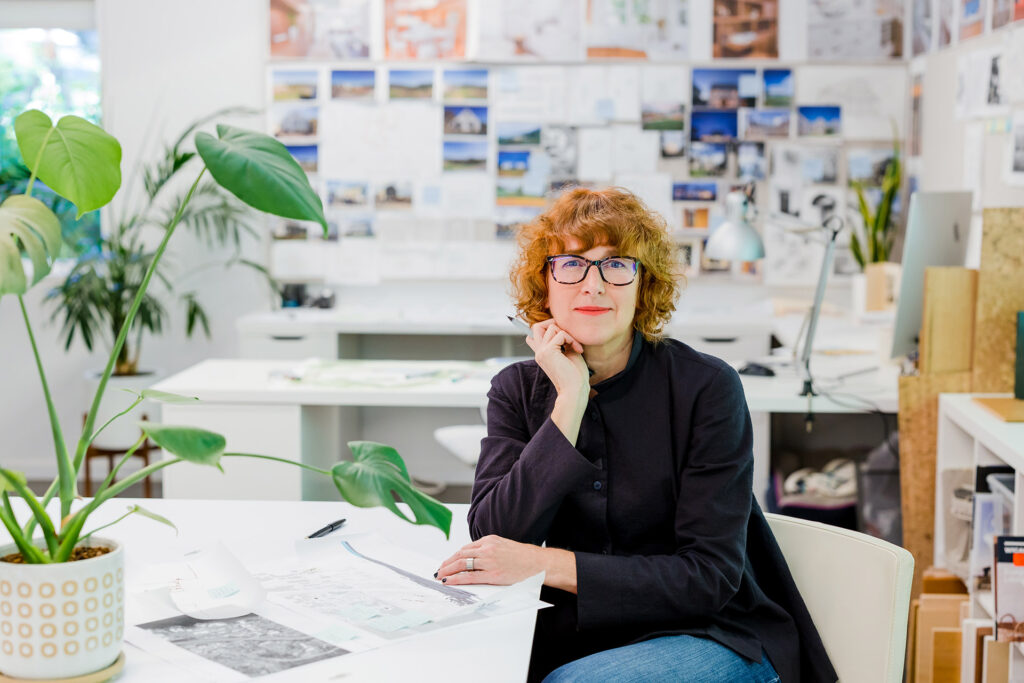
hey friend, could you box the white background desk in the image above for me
[0,499,533,683]
[153,357,898,506]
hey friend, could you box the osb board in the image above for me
[899,372,973,600]
[920,267,977,375]
[972,396,1024,422]
[972,208,1024,392]
[931,628,961,683]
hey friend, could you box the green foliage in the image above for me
[0,109,450,563]
[850,136,902,270]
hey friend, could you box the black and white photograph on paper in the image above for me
[136,613,349,677]
[1006,111,1024,186]
[541,126,578,179]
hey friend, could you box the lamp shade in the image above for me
[704,190,765,261]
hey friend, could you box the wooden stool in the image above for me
[82,413,153,498]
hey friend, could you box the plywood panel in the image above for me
[920,267,977,374]
[972,209,1024,392]
[899,372,974,598]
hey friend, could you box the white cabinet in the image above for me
[933,393,1024,680]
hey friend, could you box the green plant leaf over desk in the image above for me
[0,110,451,563]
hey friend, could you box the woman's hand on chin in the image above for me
[526,319,589,399]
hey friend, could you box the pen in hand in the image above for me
[306,518,347,539]
[506,315,533,338]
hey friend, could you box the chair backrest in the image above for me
[765,513,914,683]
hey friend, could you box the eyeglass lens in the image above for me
[550,256,636,285]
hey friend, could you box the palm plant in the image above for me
[45,108,273,375]
[0,110,451,564]
[850,136,902,269]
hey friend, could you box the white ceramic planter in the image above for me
[0,537,123,679]
[84,370,160,450]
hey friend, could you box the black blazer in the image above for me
[468,335,837,682]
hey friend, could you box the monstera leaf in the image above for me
[139,423,226,470]
[332,441,452,538]
[195,124,327,233]
[0,195,63,297]
[14,110,121,218]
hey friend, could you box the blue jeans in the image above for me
[542,635,780,683]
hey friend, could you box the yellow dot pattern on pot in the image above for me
[0,550,124,677]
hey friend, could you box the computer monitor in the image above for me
[890,191,973,360]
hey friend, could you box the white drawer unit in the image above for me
[673,332,770,362]
[238,330,338,360]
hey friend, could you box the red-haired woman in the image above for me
[435,188,835,682]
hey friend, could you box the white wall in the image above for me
[0,0,270,478]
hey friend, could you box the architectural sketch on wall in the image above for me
[385,0,467,60]
[938,0,955,46]
[797,66,906,140]
[270,0,372,59]
[712,0,778,58]
[476,0,583,61]
[807,0,904,60]
[911,0,933,55]
[584,0,689,60]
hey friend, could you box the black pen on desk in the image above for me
[307,518,346,539]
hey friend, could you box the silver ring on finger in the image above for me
[466,557,476,571]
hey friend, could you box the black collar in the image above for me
[591,330,644,392]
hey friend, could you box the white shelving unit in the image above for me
[934,393,1024,680]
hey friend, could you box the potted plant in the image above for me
[849,135,902,315]
[45,108,275,450]
[0,110,450,680]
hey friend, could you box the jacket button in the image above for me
[590,410,599,421]
[593,481,602,491]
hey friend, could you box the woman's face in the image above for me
[545,239,639,350]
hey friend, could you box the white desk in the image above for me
[0,499,534,682]
[153,357,898,506]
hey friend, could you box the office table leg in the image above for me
[751,411,770,509]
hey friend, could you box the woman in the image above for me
[435,187,835,682]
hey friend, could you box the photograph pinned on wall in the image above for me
[271,220,311,241]
[692,68,758,108]
[336,213,375,237]
[800,146,840,184]
[847,147,896,187]
[700,237,731,273]
[959,0,986,40]
[673,182,717,202]
[498,149,531,177]
[270,0,372,59]
[286,144,318,173]
[541,125,578,179]
[938,0,955,47]
[1006,110,1024,186]
[912,0,933,56]
[273,70,318,101]
[713,0,778,58]
[444,69,488,101]
[495,206,543,240]
[326,180,370,208]
[374,181,414,210]
[807,0,903,59]
[443,140,488,172]
[992,0,1024,28]
[641,102,686,130]
[273,104,319,139]
[682,208,710,229]
[676,238,702,277]
[739,108,790,139]
[797,106,842,137]
[549,179,596,199]
[770,182,802,219]
[688,142,729,177]
[690,110,738,142]
[497,122,541,145]
[736,141,767,181]
[476,0,582,61]
[660,130,687,158]
[444,106,488,135]
[584,0,689,60]
[496,176,548,207]
[762,69,793,106]
[321,219,340,241]
[331,70,375,100]
[389,69,434,99]
[385,0,467,60]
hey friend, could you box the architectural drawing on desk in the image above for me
[807,0,902,59]
[257,541,479,641]
[136,613,348,676]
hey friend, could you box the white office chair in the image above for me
[766,513,914,683]
[433,405,487,467]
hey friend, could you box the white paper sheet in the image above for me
[641,65,689,104]
[440,174,495,218]
[963,122,984,210]
[493,66,568,122]
[577,128,614,181]
[611,125,659,174]
[796,66,906,140]
[320,102,442,178]
[1005,110,1024,186]
[613,173,675,228]
[474,0,583,61]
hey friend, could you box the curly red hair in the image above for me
[510,187,681,342]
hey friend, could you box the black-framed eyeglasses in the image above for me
[546,254,639,286]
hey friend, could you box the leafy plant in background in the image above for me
[45,108,275,376]
[850,135,901,269]
[0,110,451,563]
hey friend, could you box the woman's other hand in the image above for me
[525,319,589,399]
[435,535,577,593]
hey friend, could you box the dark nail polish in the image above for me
[433,572,438,578]
[442,577,447,583]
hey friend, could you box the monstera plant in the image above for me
[0,111,450,678]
